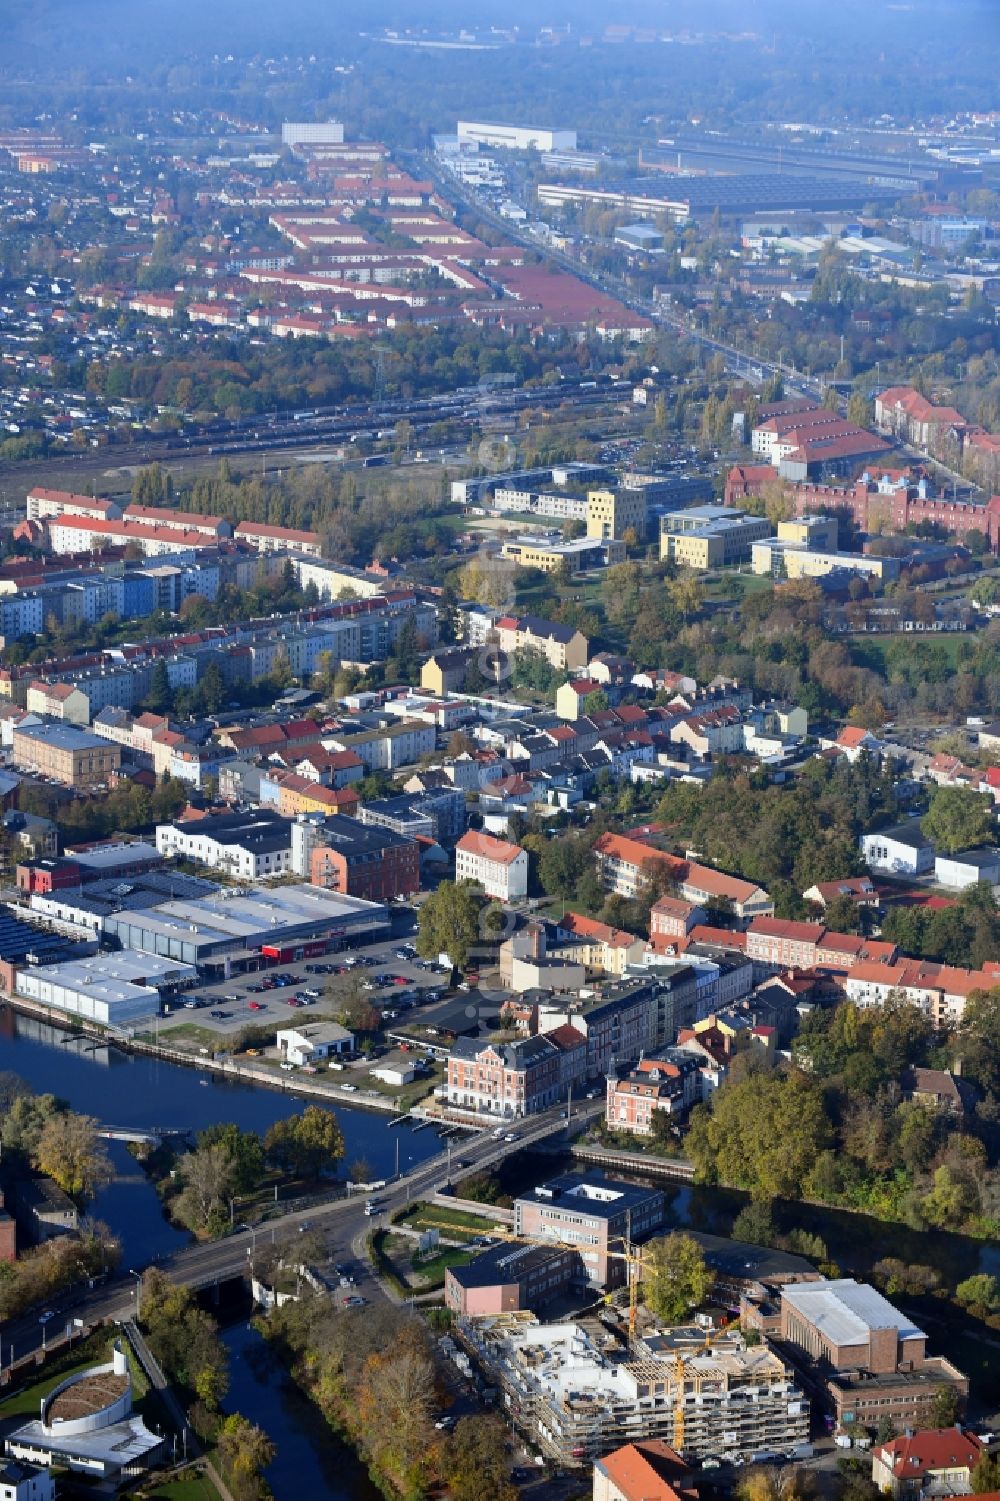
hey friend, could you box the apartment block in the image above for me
[307,815,420,901]
[457,1317,807,1467]
[11,723,120,789]
[455,830,528,900]
[447,1035,563,1118]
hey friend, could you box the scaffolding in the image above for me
[455,1315,810,1467]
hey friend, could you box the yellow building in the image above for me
[586,487,647,543]
[659,506,771,569]
[12,723,120,789]
[500,535,625,575]
[776,515,839,550]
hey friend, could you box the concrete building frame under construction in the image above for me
[455,1316,809,1466]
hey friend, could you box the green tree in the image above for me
[687,1070,832,1200]
[972,1454,1000,1493]
[955,1273,1000,1312]
[929,1384,961,1428]
[197,1122,265,1197]
[415,880,481,969]
[643,1232,714,1322]
[921,786,994,854]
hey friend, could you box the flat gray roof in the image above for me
[781,1278,924,1346]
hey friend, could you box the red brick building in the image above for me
[309,816,419,902]
[16,858,81,895]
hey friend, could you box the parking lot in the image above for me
[159,930,455,1041]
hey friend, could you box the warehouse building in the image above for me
[102,882,386,973]
[15,952,197,1027]
[457,121,576,152]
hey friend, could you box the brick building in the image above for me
[308,816,420,901]
[780,1279,968,1431]
[447,1035,562,1118]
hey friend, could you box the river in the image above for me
[222,1319,382,1501]
[0,1006,444,1267]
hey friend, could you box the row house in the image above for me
[745,917,898,975]
[327,718,435,771]
[844,958,1000,1027]
[552,912,648,977]
[605,1049,703,1135]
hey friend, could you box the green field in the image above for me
[395,1202,498,1238]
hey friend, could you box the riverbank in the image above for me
[2,994,405,1116]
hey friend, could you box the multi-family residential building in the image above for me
[844,958,999,1027]
[306,815,420,901]
[457,1317,808,1468]
[327,719,435,771]
[605,1050,703,1135]
[154,810,293,880]
[233,521,323,557]
[493,614,589,672]
[593,833,773,924]
[871,1427,984,1498]
[455,830,529,901]
[26,487,123,523]
[11,723,120,789]
[447,1035,562,1117]
[593,1442,694,1501]
[780,1279,967,1431]
[25,680,90,725]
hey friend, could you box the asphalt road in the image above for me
[0,1098,602,1368]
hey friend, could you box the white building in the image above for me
[860,822,935,876]
[457,120,576,152]
[934,848,1000,889]
[455,830,528,901]
[277,1023,354,1066]
[281,121,345,147]
[16,954,198,1028]
[0,1462,55,1501]
[154,810,293,880]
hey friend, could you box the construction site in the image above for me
[454,1315,810,1467]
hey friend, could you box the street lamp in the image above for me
[129,1268,142,1323]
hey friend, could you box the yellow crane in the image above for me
[672,1318,734,1454]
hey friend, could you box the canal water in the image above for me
[222,1319,382,1501]
[0,1006,445,1267]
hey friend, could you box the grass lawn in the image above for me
[144,1467,225,1500]
[0,1331,123,1421]
[395,1202,498,1237]
[407,1246,473,1288]
[360,1060,444,1111]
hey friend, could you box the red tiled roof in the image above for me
[456,830,525,865]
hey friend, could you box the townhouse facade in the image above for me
[455,830,529,901]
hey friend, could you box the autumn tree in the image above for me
[687,1070,832,1200]
[33,1111,110,1201]
[217,1413,276,1501]
[643,1232,714,1323]
[263,1105,344,1178]
[139,1268,229,1409]
[442,1414,516,1501]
